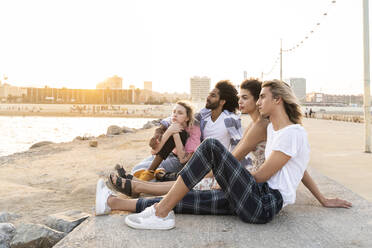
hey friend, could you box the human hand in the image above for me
[211,182,221,190]
[167,123,183,134]
[151,148,158,155]
[149,134,161,149]
[321,197,352,208]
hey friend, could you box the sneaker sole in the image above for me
[95,179,108,216]
[124,216,175,230]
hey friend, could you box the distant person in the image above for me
[309,108,313,118]
[305,107,309,118]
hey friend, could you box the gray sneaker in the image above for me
[95,178,113,215]
[125,205,175,230]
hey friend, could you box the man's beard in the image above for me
[205,100,219,110]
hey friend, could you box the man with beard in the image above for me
[130,80,249,180]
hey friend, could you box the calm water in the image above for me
[0,116,154,157]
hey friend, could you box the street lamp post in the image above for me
[363,0,371,153]
[280,39,283,81]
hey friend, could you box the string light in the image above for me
[262,0,337,76]
[263,55,280,76]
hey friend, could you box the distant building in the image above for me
[0,83,27,101]
[129,85,136,90]
[190,76,211,102]
[287,78,306,102]
[144,81,152,91]
[23,87,134,104]
[306,92,364,106]
[306,92,323,103]
[96,75,123,89]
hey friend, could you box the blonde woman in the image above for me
[109,101,201,194]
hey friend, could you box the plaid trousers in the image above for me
[136,138,283,224]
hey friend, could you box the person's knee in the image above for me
[202,138,222,147]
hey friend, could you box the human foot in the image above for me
[108,173,139,198]
[114,164,133,179]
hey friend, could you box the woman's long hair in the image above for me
[262,80,303,124]
[176,101,195,127]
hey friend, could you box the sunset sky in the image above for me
[0,0,368,94]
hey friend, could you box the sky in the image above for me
[0,0,368,95]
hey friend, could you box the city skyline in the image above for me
[0,0,369,95]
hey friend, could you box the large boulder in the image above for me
[151,119,162,126]
[45,210,90,233]
[121,126,135,133]
[106,125,122,135]
[29,141,54,149]
[0,212,20,223]
[0,223,15,248]
[142,122,154,129]
[10,223,65,248]
[89,140,98,147]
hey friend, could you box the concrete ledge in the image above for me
[54,169,372,248]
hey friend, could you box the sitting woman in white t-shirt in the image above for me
[95,79,351,229]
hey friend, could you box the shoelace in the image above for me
[140,206,156,218]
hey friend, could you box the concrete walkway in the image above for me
[54,168,372,248]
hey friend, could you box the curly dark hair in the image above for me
[215,80,239,113]
[240,78,262,101]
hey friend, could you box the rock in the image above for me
[0,212,21,223]
[0,223,15,248]
[106,125,122,135]
[75,135,94,141]
[29,141,54,149]
[97,134,106,139]
[45,210,90,233]
[121,126,134,133]
[89,140,98,147]
[151,119,162,126]
[142,122,154,129]
[10,223,65,248]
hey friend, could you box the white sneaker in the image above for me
[95,178,113,215]
[125,205,175,230]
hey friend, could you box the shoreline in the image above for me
[0,111,167,119]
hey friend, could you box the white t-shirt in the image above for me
[203,112,231,149]
[265,123,310,207]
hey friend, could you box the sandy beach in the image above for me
[0,118,371,226]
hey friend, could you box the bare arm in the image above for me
[251,151,291,183]
[172,132,195,164]
[151,124,182,154]
[232,119,268,161]
[302,170,352,208]
[149,125,167,149]
[232,122,251,155]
